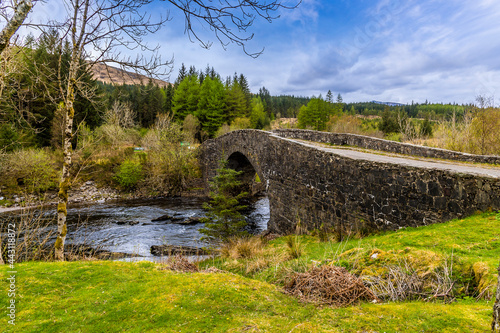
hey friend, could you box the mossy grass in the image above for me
[1,212,499,332]
[1,260,493,332]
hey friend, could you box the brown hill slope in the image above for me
[91,63,170,87]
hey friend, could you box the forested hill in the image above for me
[91,63,171,87]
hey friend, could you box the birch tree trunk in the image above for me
[54,0,88,261]
[54,82,75,260]
[0,0,33,54]
[493,263,500,332]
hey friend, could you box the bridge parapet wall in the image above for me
[272,129,500,165]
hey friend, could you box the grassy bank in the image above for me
[1,212,499,332]
[1,261,493,332]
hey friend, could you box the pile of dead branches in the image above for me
[284,266,378,307]
[161,254,199,273]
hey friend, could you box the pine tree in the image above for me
[164,84,174,114]
[225,80,247,121]
[297,97,332,131]
[238,74,252,113]
[195,76,225,137]
[188,65,197,76]
[172,75,200,122]
[326,90,333,103]
[199,159,248,244]
[174,63,187,88]
[258,86,273,118]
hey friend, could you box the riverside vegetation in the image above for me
[1,211,499,332]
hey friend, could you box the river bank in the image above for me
[0,178,207,214]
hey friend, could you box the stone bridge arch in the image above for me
[200,129,500,234]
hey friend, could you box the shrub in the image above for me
[220,236,265,259]
[0,148,59,192]
[141,144,200,196]
[114,159,143,189]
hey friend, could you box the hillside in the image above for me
[91,63,171,87]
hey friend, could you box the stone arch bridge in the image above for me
[200,129,500,234]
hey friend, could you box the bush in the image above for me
[114,159,143,189]
[141,143,199,196]
[0,148,59,192]
[139,116,199,196]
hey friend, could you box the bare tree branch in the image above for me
[163,0,301,57]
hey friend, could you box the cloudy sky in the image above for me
[25,0,500,104]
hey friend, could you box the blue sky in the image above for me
[148,0,500,105]
[23,0,500,104]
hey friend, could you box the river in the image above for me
[1,196,270,260]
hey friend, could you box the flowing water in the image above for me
[2,196,270,260]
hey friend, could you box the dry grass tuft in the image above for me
[220,236,265,260]
[362,258,455,302]
[285,235,303,259]
[284,265,378,307]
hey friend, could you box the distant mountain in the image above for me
[91,63,171,87]
[370,100,406,107]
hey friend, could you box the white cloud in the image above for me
[276,0,500,103]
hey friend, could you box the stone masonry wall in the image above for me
[200,130,500,234]
[272,129,500,165]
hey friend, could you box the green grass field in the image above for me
[1,211,499,332]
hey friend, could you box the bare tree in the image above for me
[104,100,136,128]
[40,0,299,260]
[41,0,170,261]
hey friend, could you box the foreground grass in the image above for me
[1,212,499,332]
[0,260,494,332]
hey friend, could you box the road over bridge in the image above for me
[200,129,500,234]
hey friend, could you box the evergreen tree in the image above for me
[420,116,433,138]
[297,97,331,131]
[336,93,343,103]
[326,90,333,103]
[258,86,273,118]
[199,159,248,244]
[225,80,247,121]
[188,65,197,76]
[379,108,400,134]
[238,74,252,113]
[172,75,200,122]
[164,84,174,114]
[199,70,206,85]
[174,63,187,88]
[195,76,225,137]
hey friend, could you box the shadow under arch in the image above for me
[226,151,265,195]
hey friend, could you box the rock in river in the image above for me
[177,216,203,225]
[150,245,209,256]
[151,214,173,222]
